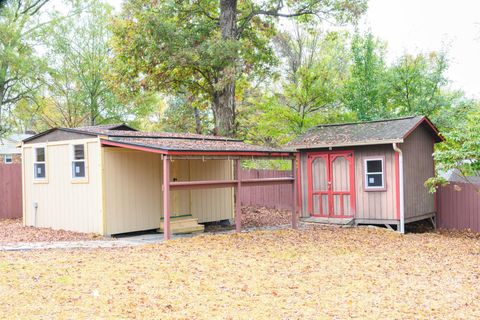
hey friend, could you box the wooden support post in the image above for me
[163,156,171,240]
[292,157,298,229]
[235,159,241,233]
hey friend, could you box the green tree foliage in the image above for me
[0,0,50,134]
[240,27,355,146]
[111,0,367,136]
[34,0,127,128]
[342,32,389,120]
[426,102,480,192]
[388,52,449,118]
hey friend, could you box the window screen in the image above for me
[365,159,384,189]
[72,144,86,178]
[4,154,12,164]
[34,147,46,179]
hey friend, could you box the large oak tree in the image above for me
[111,0,367,136]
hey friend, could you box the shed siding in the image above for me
[353,145,396,221]
[402,125,435,219]
[23,139,102,233]
[104,149,162,235]
[189,160,234,223]
[103,149,234,234]
[300,145,396,221]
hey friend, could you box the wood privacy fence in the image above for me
[437,182,480,233]
[0,164,22,219]
[240,169,293,210]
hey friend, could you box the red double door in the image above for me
[307,151,356,218]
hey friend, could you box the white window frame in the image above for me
[33,146,47,181]
[4,154,13,164]
[71,143,87,181]
[364,157,385,190]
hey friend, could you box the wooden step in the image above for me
[302,217,354,225]
[159,215,205,234]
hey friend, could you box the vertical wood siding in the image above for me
[104,149,162,235]
[189,160,234,223]
[437,182,480,232]
[353,145,396,220]
[104,150,234,234]
[239,169,293,210]
[23,140,103,233]
[402,125,436,219]
[0,164,22,219]
[299,146,397,221]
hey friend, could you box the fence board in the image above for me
[437,182,480,232]
[0,164,22,219]
[240,169,293,210]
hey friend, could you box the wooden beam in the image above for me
[292,158,298,229]
[240,177,294,187]
[235,159,242,233]
[163,156,171,240]
[169,177,294,190]
[170,180,237,190]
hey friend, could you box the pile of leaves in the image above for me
[241,206,292,228]
[1,227,479,318]
[0,219,104,243]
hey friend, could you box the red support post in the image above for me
[292,158,298,229]
[235,159,242,233]
[163,156,171,240]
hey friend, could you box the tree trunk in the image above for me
[193,106,202,134]
[215,0,237,137]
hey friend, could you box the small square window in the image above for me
[71,144,86,179]
[4,154,13,164]
[36,148,45,162]
[365,158,385,190]
[33,147,46,180]
[34,163,46,178]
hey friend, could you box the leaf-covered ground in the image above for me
[1,227,479,319]
[0,219,105,243]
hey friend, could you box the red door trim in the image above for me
[307,150,356,218]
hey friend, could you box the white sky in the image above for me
[361,0,480,98]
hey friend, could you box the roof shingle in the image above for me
[288,116,442,149]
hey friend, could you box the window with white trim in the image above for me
[34,147,46,179]
[71,144,86,178]
[364,158,384,189]
[4,154,12,164]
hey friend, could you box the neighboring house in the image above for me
[0,133,32,165]
[289,116,444,232]
[22,124,296,239]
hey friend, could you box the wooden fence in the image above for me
[437,182,480,233]
[240,169,293,210]
[0,164,22,219]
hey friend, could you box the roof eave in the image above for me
[100,139,295,157]
[290,139,404,150]
[22,127,99,143]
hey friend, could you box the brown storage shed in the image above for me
[289,116,443,232]
[22,124,297,239]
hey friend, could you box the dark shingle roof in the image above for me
[24,124,292,155]
[109,137,283,153]
[288,116,443,149]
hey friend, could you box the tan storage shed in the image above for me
[22,124,296,237]
[288,116,444,232]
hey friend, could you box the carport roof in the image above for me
[288,116,443,149]
[24,124,294,157]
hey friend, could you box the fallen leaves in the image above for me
[0,227,479,319]
[0,219,105,243]
[241,206,291,228]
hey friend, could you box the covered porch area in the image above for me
[100,138,298,240]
